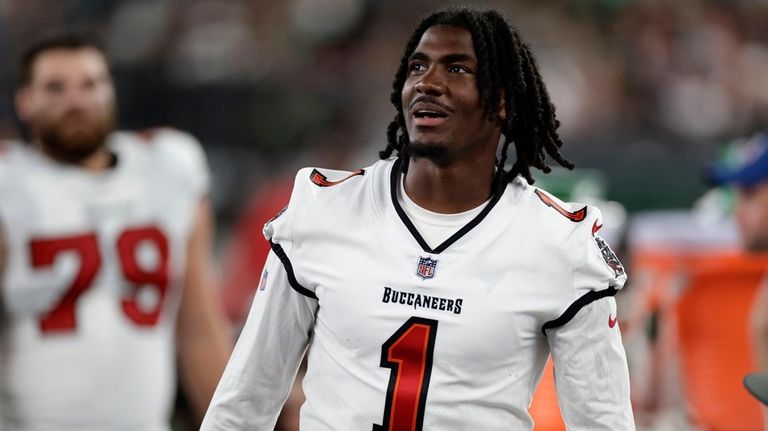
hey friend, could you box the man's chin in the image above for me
[408,141,452,165]
[39,132,109,164]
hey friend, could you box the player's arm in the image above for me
[543,204,634,430]
[176,198,233,421]
[547,296,635,430]
[201,247,317,430]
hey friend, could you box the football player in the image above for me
[202,8,634,430]
[0,32,232,430]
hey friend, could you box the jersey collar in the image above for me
[389,157,506,254]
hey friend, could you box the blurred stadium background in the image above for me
[2,0,768,430]
[2,0,767,219]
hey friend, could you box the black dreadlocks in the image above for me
[379,8,573,185]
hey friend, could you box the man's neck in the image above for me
[403,156,497,214]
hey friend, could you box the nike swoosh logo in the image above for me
[608,314,617,328]
[592,220,603,235]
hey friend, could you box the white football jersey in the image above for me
[202,158,634,430]
[0,129,209,431]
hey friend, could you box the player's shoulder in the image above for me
[525,186,627,290]
[265,160,385,243]
[112,127,208,179]
[522,184,604,238]
[112,127,203,159]
[294,166,367,193]
[290,158,389,201]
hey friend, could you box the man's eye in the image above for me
[45,82,64,94]
[448,65,468,73]
[409,63,427,72]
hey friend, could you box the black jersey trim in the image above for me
[269,241,318,300]
[389,158,506,254]
[541,286,618,335]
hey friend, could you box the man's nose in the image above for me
[415,68,446,96]
[63,86,91,109]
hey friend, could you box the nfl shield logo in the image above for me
[416,257,437,280]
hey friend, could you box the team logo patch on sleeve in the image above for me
[594,236,625,277]
[416,257,437,280]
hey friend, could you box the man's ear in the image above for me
[15,87,32,122]
[497,91,507,121]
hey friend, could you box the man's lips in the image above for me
[410,97,453,128]
[413,115,448,127]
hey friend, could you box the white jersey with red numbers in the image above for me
[0,129,209,431]
[201,158,634,431]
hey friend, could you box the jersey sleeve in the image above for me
[261,168,317,298]
[548,297,634,429]
[544,205,634,429]
[542,205,627,332]
[200,250,317,430]
[201,169,318,429]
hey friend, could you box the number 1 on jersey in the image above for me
[374,317,438,431]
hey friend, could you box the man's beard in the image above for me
[34,110,114,164]
[407,140,452,166]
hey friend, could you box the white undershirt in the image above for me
[397,174,490,249]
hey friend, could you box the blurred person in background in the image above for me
[708,132,768,406]
[708,132,768,255]
[0,31,231,430]
[202,7,633,430]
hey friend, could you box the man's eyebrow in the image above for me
[442,53,476,64]
[408,52,429,62]
[407,52,477,64]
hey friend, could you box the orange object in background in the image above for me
[529,359,566,431]
[631,246,768,431]
[675,252,768,431]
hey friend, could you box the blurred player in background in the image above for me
[0,32,231,430]
[708,132,768,255]
[708,132,768,406]
[202,7,634,430]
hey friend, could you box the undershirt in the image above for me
[397,174,490,249]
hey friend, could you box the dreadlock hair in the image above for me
[379,8,573,185]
